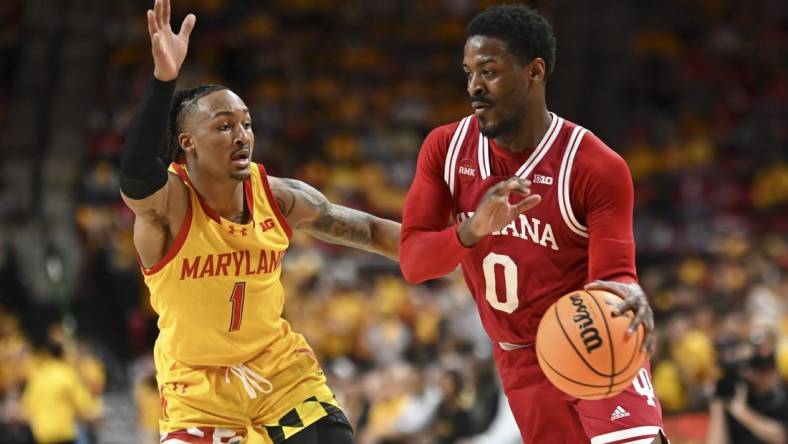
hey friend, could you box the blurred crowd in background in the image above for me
[0,0,786,443]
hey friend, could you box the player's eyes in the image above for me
[218,124,231,131]
[243,122,252,130]
[465,70,494,81]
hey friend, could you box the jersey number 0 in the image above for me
[483,253,519,313]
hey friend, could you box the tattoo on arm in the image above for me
[310,208,373,246]
[271,177,375,248]
[273,188,297,217]
[281,178,325,206]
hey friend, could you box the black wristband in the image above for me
[120,77,176,199]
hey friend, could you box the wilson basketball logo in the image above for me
[536,290,647,400]
[457,159,476,179]
[570,294,602,353]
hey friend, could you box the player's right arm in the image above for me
[400,126,540,283]
[120,0,195,268]
[399,127,467,283]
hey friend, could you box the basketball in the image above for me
[536,290,646,400]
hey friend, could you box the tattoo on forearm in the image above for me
[272,177,378,249]
[312,210,372,245]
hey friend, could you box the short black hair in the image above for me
[167,84,228,163]
[466,4,557,76]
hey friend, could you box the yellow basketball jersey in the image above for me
[142,162,297,367]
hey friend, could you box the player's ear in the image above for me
[179,133,194,154]
[528,58,546,82]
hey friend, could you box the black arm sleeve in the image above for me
[119,77,176,199]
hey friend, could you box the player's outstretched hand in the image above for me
[457,177,541,247]
[146,0,196,81]
[585,280,656,355]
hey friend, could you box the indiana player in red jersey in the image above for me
[400,5,666,443]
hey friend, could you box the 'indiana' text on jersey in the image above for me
[456,211,558,251]
[140,162,296,367]
[438,113,636,344]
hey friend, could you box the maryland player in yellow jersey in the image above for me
[119,1,399,442]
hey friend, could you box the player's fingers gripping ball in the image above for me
[536,290,647,400]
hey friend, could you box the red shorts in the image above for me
[494,344,665,444]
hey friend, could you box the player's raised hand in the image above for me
[146,0,196,81]
[584,280,656,355]
[457,177,541,247]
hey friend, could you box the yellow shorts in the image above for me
[155,335,348,444]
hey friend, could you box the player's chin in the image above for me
[229,167,251,181]
[478,119,501,138]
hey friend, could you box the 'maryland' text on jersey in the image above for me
[180,249,285,280]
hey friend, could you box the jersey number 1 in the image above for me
[482,253,519,313]
[229,282,246,332]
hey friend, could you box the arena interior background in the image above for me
[0,0,786,443]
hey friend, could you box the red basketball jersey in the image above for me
[405,113,637,345]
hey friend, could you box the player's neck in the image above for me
[189,169,245,220]
[493,106,551,154]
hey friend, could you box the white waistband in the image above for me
[499,342,534,351]
[224,364,273,399]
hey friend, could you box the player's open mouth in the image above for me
[231,149,250,168]
[472,101,491,114]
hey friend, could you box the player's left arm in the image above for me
[573,134,656,354]
[268,176,400,261]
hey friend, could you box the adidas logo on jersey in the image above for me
[533,174,553,185]
[610,405,630,421]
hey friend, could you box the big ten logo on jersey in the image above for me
[457,159,477,181]
[255,218,276,232]
[533,174,553,185]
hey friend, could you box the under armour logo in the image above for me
[169,382,188,394]
[227,226,248,236]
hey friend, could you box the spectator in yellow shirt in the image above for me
[22,341,100,444]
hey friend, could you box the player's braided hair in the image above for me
[167,84,229,163]
[466,4,557,76]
